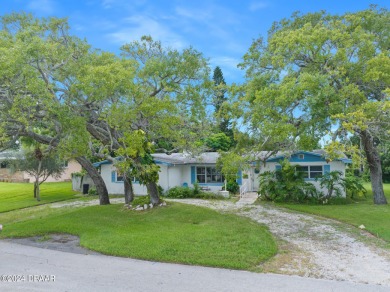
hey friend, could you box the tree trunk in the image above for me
[124,175,135,204]
[75,156,110,205]
[35,159,42,201]
[34,180,40,201]
[360,130,387,205]
[146,181,160,205]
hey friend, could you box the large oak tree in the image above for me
[239,6,389,204]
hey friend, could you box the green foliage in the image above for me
[164,186,226,199]
[205,133,232,151]
[11,149,65,183]
[87,188,98,196]
[316,171,344,199]
[225,180,239,194]
[217,152,247,183]
[259,160,320,203]
[131,195,151,207]
[212,66,234,142]
[164,186,194,199]
[343,175,367,199]
[239,7,390,204]
[193,181,200,195]
[280,183,390,242]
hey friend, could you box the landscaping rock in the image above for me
[144,204,148,210]
[149,203,153,208]
[135,206,143,211]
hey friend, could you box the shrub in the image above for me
[343,175,367,199]
[316,171,344,200]
[88,188,97,196]
[164,186,226,199]
[259,160,320,203]
[226,180,239,194]
[193,181,200,195]
[131,195,151,207]
[195,192,224,199]
[165,186,194,198]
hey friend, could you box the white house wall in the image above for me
[100,163,230,195]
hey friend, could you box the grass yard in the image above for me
[279,183,390,242]
[0,182,78,212]
[0,203,277,270]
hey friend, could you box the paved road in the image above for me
[1,241,388,292]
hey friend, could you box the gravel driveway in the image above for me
[168,199,390,287]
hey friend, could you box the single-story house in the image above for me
[87,150,351,197]
[245,150,352,196]
[0,151,82,183]
[92,152,241,195]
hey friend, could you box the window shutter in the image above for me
[191,166,196,183]
[236,170,242,185]
[111,171,116,182]
[324,165,330,174]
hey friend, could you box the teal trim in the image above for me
[275,165,282,171]
[324,164,330,174]
[155,160,174,166]
[237,170,242,185]
[111,171,115,182]
[191,166,196,183]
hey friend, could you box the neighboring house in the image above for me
[0,151,82,183]
[92,152,242,195]
[0,151,26,182]
[23,159,82,183]
[245,150,352,196]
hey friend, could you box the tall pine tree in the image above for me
[212,67,233,143]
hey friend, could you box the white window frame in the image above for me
[196,166,224,184]
[297,165,323,179]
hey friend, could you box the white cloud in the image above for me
[101,0,115,9]
[209,56,243,81]
[27,0,55,14]
[107,15,187,50]
[249,2,268,11]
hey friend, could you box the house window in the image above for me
[116,172,124,182]
[298,154,304,160]
[0,161,8,169]
[116,172,138,183]
[297,165,323,179]
[196,167,224,183]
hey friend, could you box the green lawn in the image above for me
[0,182,78,212]
[279,183,390,242]
[0,203,277,270]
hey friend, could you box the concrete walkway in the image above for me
[1,241,388,292]
[236,192,259,205]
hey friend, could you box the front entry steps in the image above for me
[236,192,259,205]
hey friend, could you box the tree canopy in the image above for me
[238,6,389,204]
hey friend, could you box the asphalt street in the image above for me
[0,240,388,292]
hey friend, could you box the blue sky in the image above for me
[2,0,389,83]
